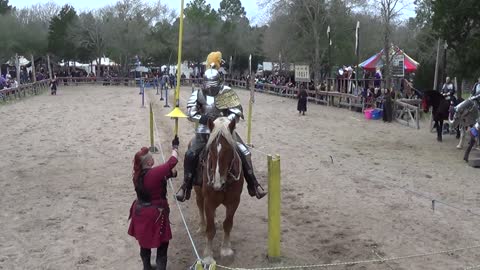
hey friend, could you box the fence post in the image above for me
[268,154,281,260]
[416,106,420,129]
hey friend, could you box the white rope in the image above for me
[148,97,202,262]
[216,243,480,270]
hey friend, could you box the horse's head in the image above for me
[206,117,239,191]
[421,91,434,113]
[422,90,445,113]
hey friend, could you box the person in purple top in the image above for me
[0,75,6,90]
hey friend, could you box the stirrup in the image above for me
[250,185,267,199]
[175,184,191,202]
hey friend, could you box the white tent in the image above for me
[131,66,149,73]
[5,56,30,66]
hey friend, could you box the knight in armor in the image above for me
[463,78,480,162]
[470,77,480,137]
[175,51,267,202]
[441,77,457,133]
[441,77,456,104]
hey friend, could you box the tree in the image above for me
[183,0,221,63]
[431,0,480,97]
[379,0,404,89]
[70,12,107,67]
[219,0,246,21]
[0,0,13,14]
[48,5,78,61]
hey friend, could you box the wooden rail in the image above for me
[4,76,421,129]
[0,80,50,103]
[394,99,421,129]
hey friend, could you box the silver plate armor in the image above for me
[187,86,243,134]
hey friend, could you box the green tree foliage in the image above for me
[183,0,221,62]
[219,0,246,20]
[0,0,13,15]
[47,5,78,61]
[431,0,480,95]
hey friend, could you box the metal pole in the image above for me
[327,25,331,79]
[355,21,360,96]
[141,76,145,107]
[160,76,164,100]
[31,55,36,83]
[164,87,170,107]
[15,53,20,85]
[433,39,441,91]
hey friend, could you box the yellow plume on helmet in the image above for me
[206,51,222,70]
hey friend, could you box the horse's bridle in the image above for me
[206,137,242,188]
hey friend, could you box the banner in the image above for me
[392,54,405,77]
[295,65,310,82]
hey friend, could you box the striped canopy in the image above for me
[359,47,419,73]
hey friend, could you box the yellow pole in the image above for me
[247,99,253,145]
[150,103,154,147]
[149,103,158,152]
[267,154,281,259]
[173,0,185,136]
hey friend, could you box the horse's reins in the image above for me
[206,136,242,187]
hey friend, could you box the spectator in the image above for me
[297,86,308,116]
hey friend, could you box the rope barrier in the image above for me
[363,172,480,219]
[215,243,480,270]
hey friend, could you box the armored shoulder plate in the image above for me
[215,87,241,110]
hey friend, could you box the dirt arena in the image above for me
[1,85,480,270]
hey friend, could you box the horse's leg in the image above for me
[203,199,217,264]
[457,127,465,149]
[194,186,206,234]
[437,120,443,142]
[221,199,240,258]
[464,136,476,162]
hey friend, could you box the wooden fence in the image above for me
[394,99,421,129]
[0,80,50,103]
[1,76,422,129]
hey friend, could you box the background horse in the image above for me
[449,98,479,149]
[422,90,461,142]
[193,117,244,264]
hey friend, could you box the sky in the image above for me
[10,0,414,24]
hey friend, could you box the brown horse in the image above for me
[194,117,244,263]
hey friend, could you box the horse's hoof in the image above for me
[437,137,442,142]
[457,145,463,149]
[220,247,234,258]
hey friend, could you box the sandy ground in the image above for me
[1,85,480,270]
